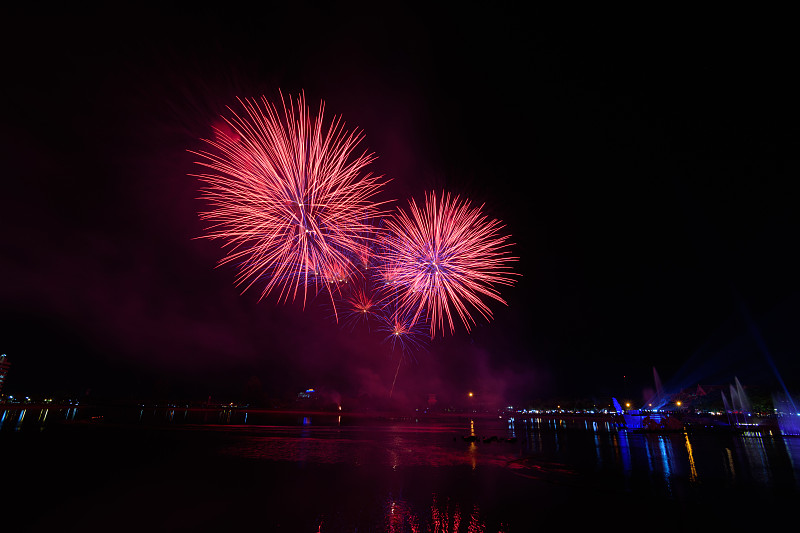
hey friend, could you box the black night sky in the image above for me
[2,7,799,408]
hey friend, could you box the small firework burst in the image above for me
[340,278,386,332]
[377,305,429,354]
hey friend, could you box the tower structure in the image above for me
[0,354,10,397]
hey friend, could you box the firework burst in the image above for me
[192,92,389,313]
[377,306,429,354]
[340,278,387,332]
[381,191,517,337]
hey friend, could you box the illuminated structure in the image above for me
[297,388,318,400]
[0,354,9,397]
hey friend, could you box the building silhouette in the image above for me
[0,354,9,397]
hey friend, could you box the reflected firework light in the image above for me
[384,497,419,533]
[377,493,492,533]
[192,92,390,315]
[381,191,518,338]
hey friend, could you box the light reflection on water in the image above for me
[0,407,79,432]
[222,424,534,473]
[3,408,800,530]
[313,492,504,533]
[517,415,800,492]
[4,407,800,489]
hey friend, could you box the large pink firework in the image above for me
[192,93,389,312]
[381,191,517,337]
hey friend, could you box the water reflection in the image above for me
[517,415,800,494]
[616,431,633,474]
[3,407,800,496]
[384,496,419,533]
[684,432,698,483]
[224,425,526,470]
[725,447,737,480]
[739,431,771,485]
[468,419,477,470]
[375,493,496,533]
[0,406,75,431]
[785,437,800,468]
[3,409,800,530]
[429,494,485,533]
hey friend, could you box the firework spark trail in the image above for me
[382,191,518,338]
[192,93,390,315]
[388,357,403,399]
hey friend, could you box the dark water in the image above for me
[2,407,799,531]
